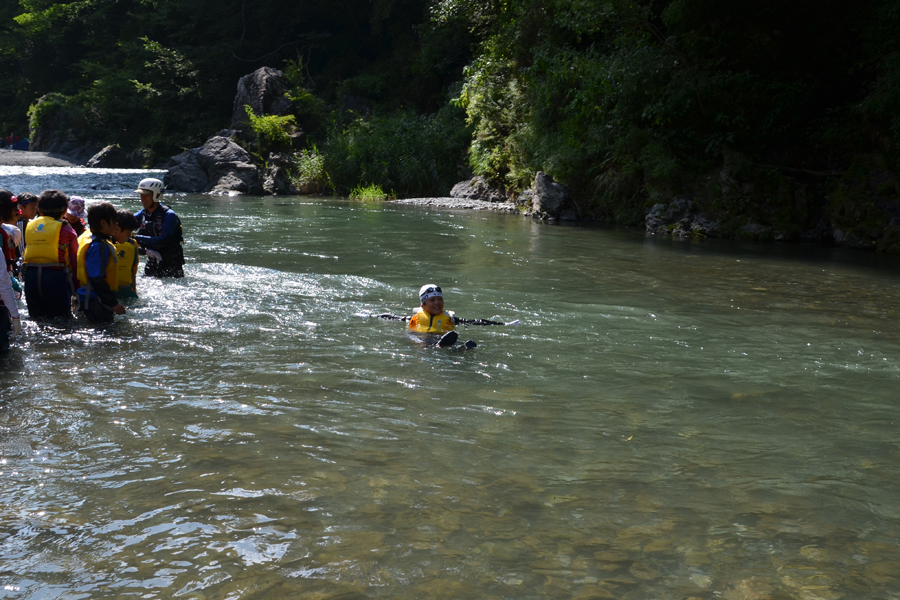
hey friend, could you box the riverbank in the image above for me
[0,149,80,167]
[391,197,522,213]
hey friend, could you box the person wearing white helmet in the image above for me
[408,284,476,348]
[133,178,185,278]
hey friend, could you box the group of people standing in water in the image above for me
[0,177,185,353]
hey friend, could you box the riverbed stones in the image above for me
[231,66,293,130]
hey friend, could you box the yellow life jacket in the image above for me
[408,308,456,333]
[23,217,67,267]
[114,238,139,295]
[77,236,118,290]
[77,229,92,253]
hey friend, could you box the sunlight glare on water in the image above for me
[1,168,900,599]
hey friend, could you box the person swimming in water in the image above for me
[408,284,475,348]
[372,284,517,348]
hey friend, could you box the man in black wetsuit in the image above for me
[133,178,185,278]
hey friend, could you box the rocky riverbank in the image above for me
[0,149,80,167]
[390,197,522,213]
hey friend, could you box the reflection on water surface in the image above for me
[1,168,900,599]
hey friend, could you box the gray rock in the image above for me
[206,161,263,196]
[164,136,262,195]
[450,176,508,203]
[532,172,573,219]
[216,129,241,139]
[645,196,719,237]
[262,158,298,195]
[739,223,771,239]
[197,136,263,195]
[86,144,136,168]
[231,66,293,129]
[197,136,253,168]
[165,149,208,193]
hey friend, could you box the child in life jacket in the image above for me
[23,190,80,319]
[0,191,23,295]
[0,191,22,351]
[408,284,476,349]
[76,202,126,323]
[113,209,140,299]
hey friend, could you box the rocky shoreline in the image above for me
[390,197,522,213]
[0,149,80,167]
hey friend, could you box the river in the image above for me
[1,166,900,599]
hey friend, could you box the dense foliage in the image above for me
[440,0,900,227]
[2,0,900,238]
[0,0,473,164]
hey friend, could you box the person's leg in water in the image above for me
[436,331,458,347]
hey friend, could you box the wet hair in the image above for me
[38,189,69,218]
[16,192,37,206]
[87,201,117,231]
[116,209,139,231]
[0,189,15,222]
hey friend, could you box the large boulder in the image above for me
[164,136,263,195]
[532,172,574,220]
[645,196,720,237]
[198,136,264,195]
[450,176,508,203]
[231,67,293,130]
[165,148,208,193]
[262,153,298,195]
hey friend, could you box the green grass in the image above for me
[349,183,393,201]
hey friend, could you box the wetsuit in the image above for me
[134,203,185,278]
[76,234,119,323]
[23,217,78,319]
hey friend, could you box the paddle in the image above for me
[369,314,519,326]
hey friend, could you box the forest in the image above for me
[2,0,899,245]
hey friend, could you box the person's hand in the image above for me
[145,249,163,262]
[112,303,126,315]
[11,316,20,337]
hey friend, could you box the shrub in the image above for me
[244,105,296,155]
[323,104,471,197]
[349,183,393,201]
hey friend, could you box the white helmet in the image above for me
[419,284,442,304]
[135,178,164,202]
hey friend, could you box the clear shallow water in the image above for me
[2,169,900,599]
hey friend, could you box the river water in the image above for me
[1,167,900,599]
